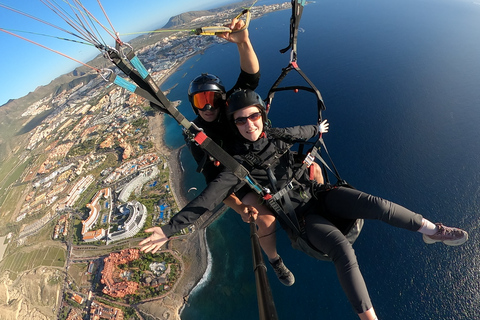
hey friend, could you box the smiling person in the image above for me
[141,88,468,319]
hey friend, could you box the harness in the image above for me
[238,136,305,235]
[237,128,359,256]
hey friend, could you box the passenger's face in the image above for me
[233,106,263,142]
[198,108,220,122]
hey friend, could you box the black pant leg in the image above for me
[323,187,423,232]
[305,213,373,313]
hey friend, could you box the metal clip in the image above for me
[99,68,114,82]
[303,153,315,167]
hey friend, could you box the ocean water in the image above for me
[161,0,480,319]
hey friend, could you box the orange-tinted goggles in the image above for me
[192,91,224,110]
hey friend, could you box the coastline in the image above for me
[140,62,211,320]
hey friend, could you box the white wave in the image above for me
[179,230,212,316]
[193,230,212,290]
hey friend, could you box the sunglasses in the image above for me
[234,112,262,126]
[192,91,224,110]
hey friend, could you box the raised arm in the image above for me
[217,17,259,74]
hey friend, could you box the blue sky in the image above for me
[0,0,236,106]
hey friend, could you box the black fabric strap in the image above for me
[266,63,325,117]
[107,49,172,113]
[280,0,305,55]
[266,167,302,236]
[192,130,265,195]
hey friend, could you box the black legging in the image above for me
[304,187,424,313]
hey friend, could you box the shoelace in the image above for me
[272,262,288,277]
[437,226,461,238]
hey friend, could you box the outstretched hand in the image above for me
[139,227,168,254]
[319,119,329,134]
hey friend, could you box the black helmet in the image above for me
[226,89,267,125]
[188,73,226,115]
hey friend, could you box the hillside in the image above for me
[163,1,251,28]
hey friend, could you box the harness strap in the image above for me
[267,0,324,117]
[317,136,343,181]
[266,167,303,236]
[265,63,325,117]
[290,136,344,188]
[235,141,305,235]
[107,48,172,113]
[108,46,201,131]
[271,181,294,202]
[192,130,265,195]
[279,0,306,56]
[106,71,163,105]
[266,197,302,236]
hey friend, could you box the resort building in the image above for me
[117,166,159,202]
[108,201,147,242]
[100,248,140,298]
[81,188,111,242]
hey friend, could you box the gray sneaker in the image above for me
[269,256,295,286]
[423,223,468,246]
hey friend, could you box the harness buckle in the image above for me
[271,181,295,202]
[303,153,315,167]
[194,131,208,145]
[262,188,272,200]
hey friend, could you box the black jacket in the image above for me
[184,69,260,183]
[163,125,319,237]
